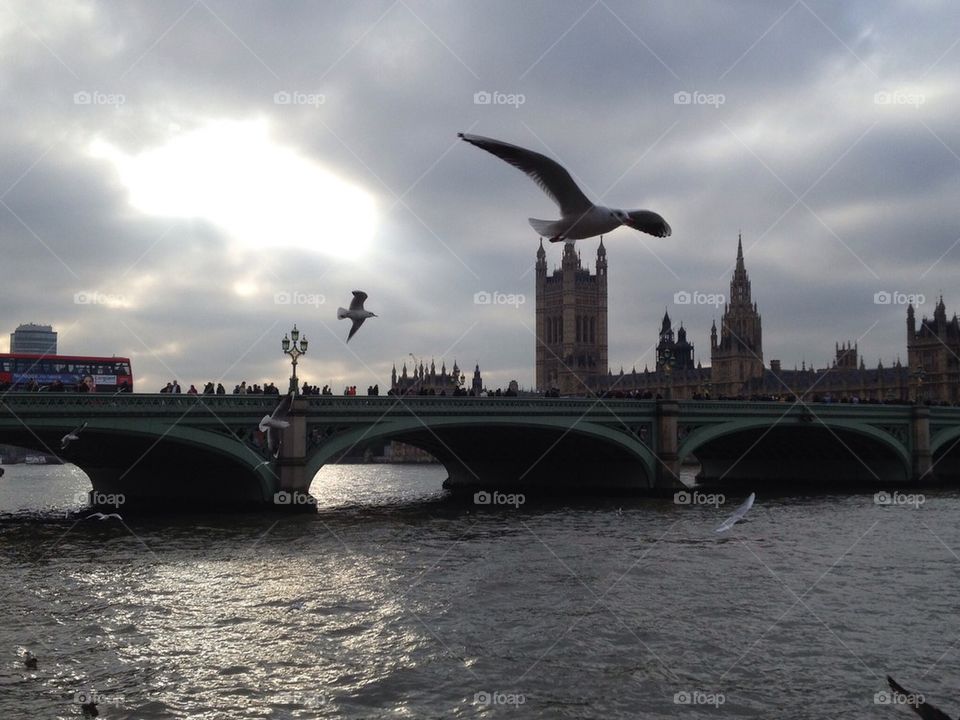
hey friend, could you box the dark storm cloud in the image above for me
[1,0,959,390]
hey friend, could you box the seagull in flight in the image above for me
[458,132,672,243]
[715,492,755,533]
[337,291,377,342]
[887,676,952,719]
[61,422,87,450]
[85,512,122,521]
[259,392,293,458]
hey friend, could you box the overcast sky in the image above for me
[1,0,957,392]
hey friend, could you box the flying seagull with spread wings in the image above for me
[61,422,87,450]
[337,291,377,343]
[259,391,294,458]
[887,676,953,720]
[458,132,671,243]
[715,492,755,533]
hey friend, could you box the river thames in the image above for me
[1,463,957,718]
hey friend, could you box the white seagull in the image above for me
[259,392,294,458]
[458,132,672,243]
[61,422,88,450]
[337,291,377,343]
[85,512,122,521]
[715,492,755,533]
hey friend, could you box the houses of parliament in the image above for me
[535,234,960,403]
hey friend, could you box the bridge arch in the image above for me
[679,417,912,485]
[0,417,275,506]
[306,416,658,491]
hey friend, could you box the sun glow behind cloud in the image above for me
[90,119,377,259]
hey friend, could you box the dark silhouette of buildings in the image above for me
[710,235,764,397]
[907,296,960,402]
[391,358,483,395]
[657,310,694,372]
[535,238,608,393]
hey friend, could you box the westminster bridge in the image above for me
[0,393,958,509]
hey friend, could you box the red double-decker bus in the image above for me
[0,353,133,392]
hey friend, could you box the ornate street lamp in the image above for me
[283,324,308,395]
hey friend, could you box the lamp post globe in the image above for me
[283,325,308,395]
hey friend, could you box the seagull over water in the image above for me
[887,675,953,719]
[259,391,294,458]
[85,512,122,521]
[61,422,87,450]
[458,133,672,243]
[715,492,755,533]
[337,291,377,343]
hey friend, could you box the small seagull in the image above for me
[23,650,37,669]
[80,698,99,717]
[85,512,122,521]
[337,290,377,342]
[715,492,755,533]
[61,422,88,450]
[259,392,293,458]
[458,132,672,243]
[886,675,951,719]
